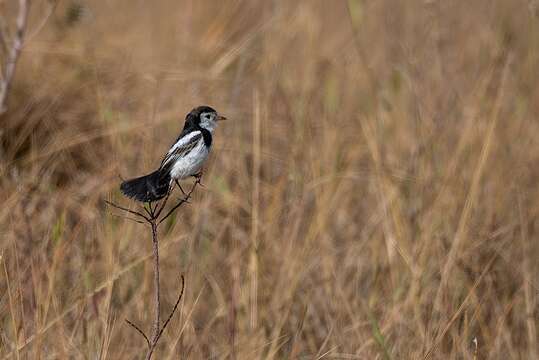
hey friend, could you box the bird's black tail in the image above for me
[120,170,171,202]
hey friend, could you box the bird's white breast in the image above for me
[169,139,209,180]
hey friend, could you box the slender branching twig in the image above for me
[0,0,29,115]
[105,178,200,359]
[125,319,151,350]
[154,187,173,219]
[146,275,185,360]
[157,275,185,343]
[159,177,201,225]
[108,212,147,225]
[0,0,57,114]
[104,200,151,222]
[150,221,160,346]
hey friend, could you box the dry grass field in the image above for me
[1,0,538,358]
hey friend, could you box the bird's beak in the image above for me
[217,114,227,121]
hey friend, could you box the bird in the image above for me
[120,105,226,202]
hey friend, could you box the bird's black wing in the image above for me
[159,131,202,175]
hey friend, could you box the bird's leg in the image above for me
[175,179,187,196]
[192,171,204,187]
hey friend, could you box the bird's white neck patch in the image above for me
[199,112,217,133]
[200,120,216,133]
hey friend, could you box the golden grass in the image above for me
[1,0,538,358]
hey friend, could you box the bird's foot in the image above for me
[193,172,204,187]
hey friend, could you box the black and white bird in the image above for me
[120,106,226,202]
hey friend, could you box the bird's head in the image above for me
[185,105,226,133]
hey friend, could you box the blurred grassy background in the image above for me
[1,0,538,358]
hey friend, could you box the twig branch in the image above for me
[104,200,150,222]
[154,185,174,219]
[0,0,30,115]
[155,275,185,344]
[143,203,153,219]
[150,222,160,344]
[148,201,155,217]
[125,319,151,350]
[105,177,201,359]
[158,179,200,225]
[158,198,189,225]
[145,275,185,360]
[0,14,9,60]
[108,212,147,225]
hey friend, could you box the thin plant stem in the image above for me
[105,178,200,359]
[150,222,160,343]
[105,176,201,360]
[0,0,29,114]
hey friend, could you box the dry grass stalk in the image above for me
[0,0,29,114]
